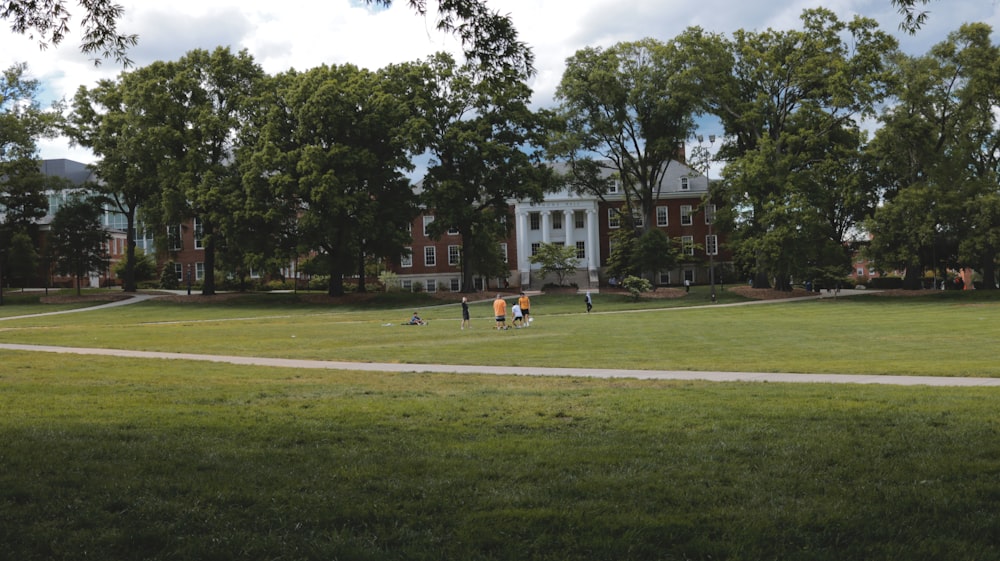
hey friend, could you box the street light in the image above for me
[697,134,717,303]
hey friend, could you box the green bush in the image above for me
[620,275,653,301]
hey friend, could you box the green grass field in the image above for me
[2,287,999,560]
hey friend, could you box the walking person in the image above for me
[518,291,531,326]
[585,291,592,313]
[493,294,508,330]
[461,296,471,330]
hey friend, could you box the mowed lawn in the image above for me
[1,289,999,560]
[2,287,1000,376]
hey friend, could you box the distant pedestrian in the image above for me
[461,296,470,330]
[585,291,592,313]
[512,302,524,328]
[684,279,691,293]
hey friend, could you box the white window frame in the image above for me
[531,242,540,256]
[705,203,716,225]
[422,215,434,237]
[575,241,585,259]
[552,211,563,230]
[656,206,669,227]
[195,262,205,281]
[682,235,694,256]
[448,245,460,266]
[608,179,621,194]
[167,225,182,251]
[706,234,718,256]
[424,246,436,267]
[608,208,621,229]
[426,279,437,293]
[680,177,690,191]
[529,212,540,230]
[574,211,585,229]
[500,242,508,263]
[401,247,413,268]
[450,278,460,291]
[193,218,204,250]
[681,205,693,226]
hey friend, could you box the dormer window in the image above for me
[680,177,690,191]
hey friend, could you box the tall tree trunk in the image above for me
[356,245,366,293]
[327,269,345,297]
[902,262,923,290]
[980,250,996,290]
[201,220,216,295]
[123,209,137,292]
[460,232,476,293]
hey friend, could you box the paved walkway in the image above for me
[2,342,998,387]
[3,290,999,387]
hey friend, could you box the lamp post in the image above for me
[186,263,192,295]
[697,134,717,303]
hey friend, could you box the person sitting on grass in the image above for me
[407,311,426,326]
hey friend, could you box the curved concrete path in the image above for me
[3,289,999,386]
[1,342,998,387]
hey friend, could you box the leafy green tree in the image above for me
[1,0,137,65]
[248,63,421,296]
[1,62,60,302]
[49,196,109,295]
[67,61,184,292]
[552,38,698,231]
[417,52,555,292]
[867,23,1000,289]
[633,228,677,283]
[681,9,896,290]
[6,230,38,286]
[528,242,579,287]
[149,47,266,296]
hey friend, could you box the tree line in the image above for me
[4,3,998,297]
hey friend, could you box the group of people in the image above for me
[486,292,532,330]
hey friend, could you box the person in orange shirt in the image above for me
[518,291,531,326]
[493,294,508,330]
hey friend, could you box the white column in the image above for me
[541,211,551,244]
[564,209,575,248]
[586,209,598,270]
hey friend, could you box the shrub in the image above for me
[620,275,653,301]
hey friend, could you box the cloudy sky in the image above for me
[3,0,998,164]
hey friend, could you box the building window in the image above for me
[401,247,413,268]
[500,242,508,263]
[857,268,865,276]
[167,225,182,251]
[705,204,716,225]
[684,269,695,283]
[659,271,671,285]
[426,279,437,293]
[422,215,434,237]
[575,241,585,259]
[682,235,694,256]
[450,278,460,291]
[609,179,621,194]
[424,246,436,267]
[448,245,460,266]
[195,262,205,281]
[574,211,585,229]
[656,206,669,227]
[193,218,204,250]
[174,262,183,281]
[680,205,693,226]
[448,226,459,235]
[706,234,718,256]
[632,209,644,227]
[531,242,540,256]
[552,212,563,230]
[608,209,620,229]
[530,212,540,230]
[401,279,412,291]
[680,177,690,191]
